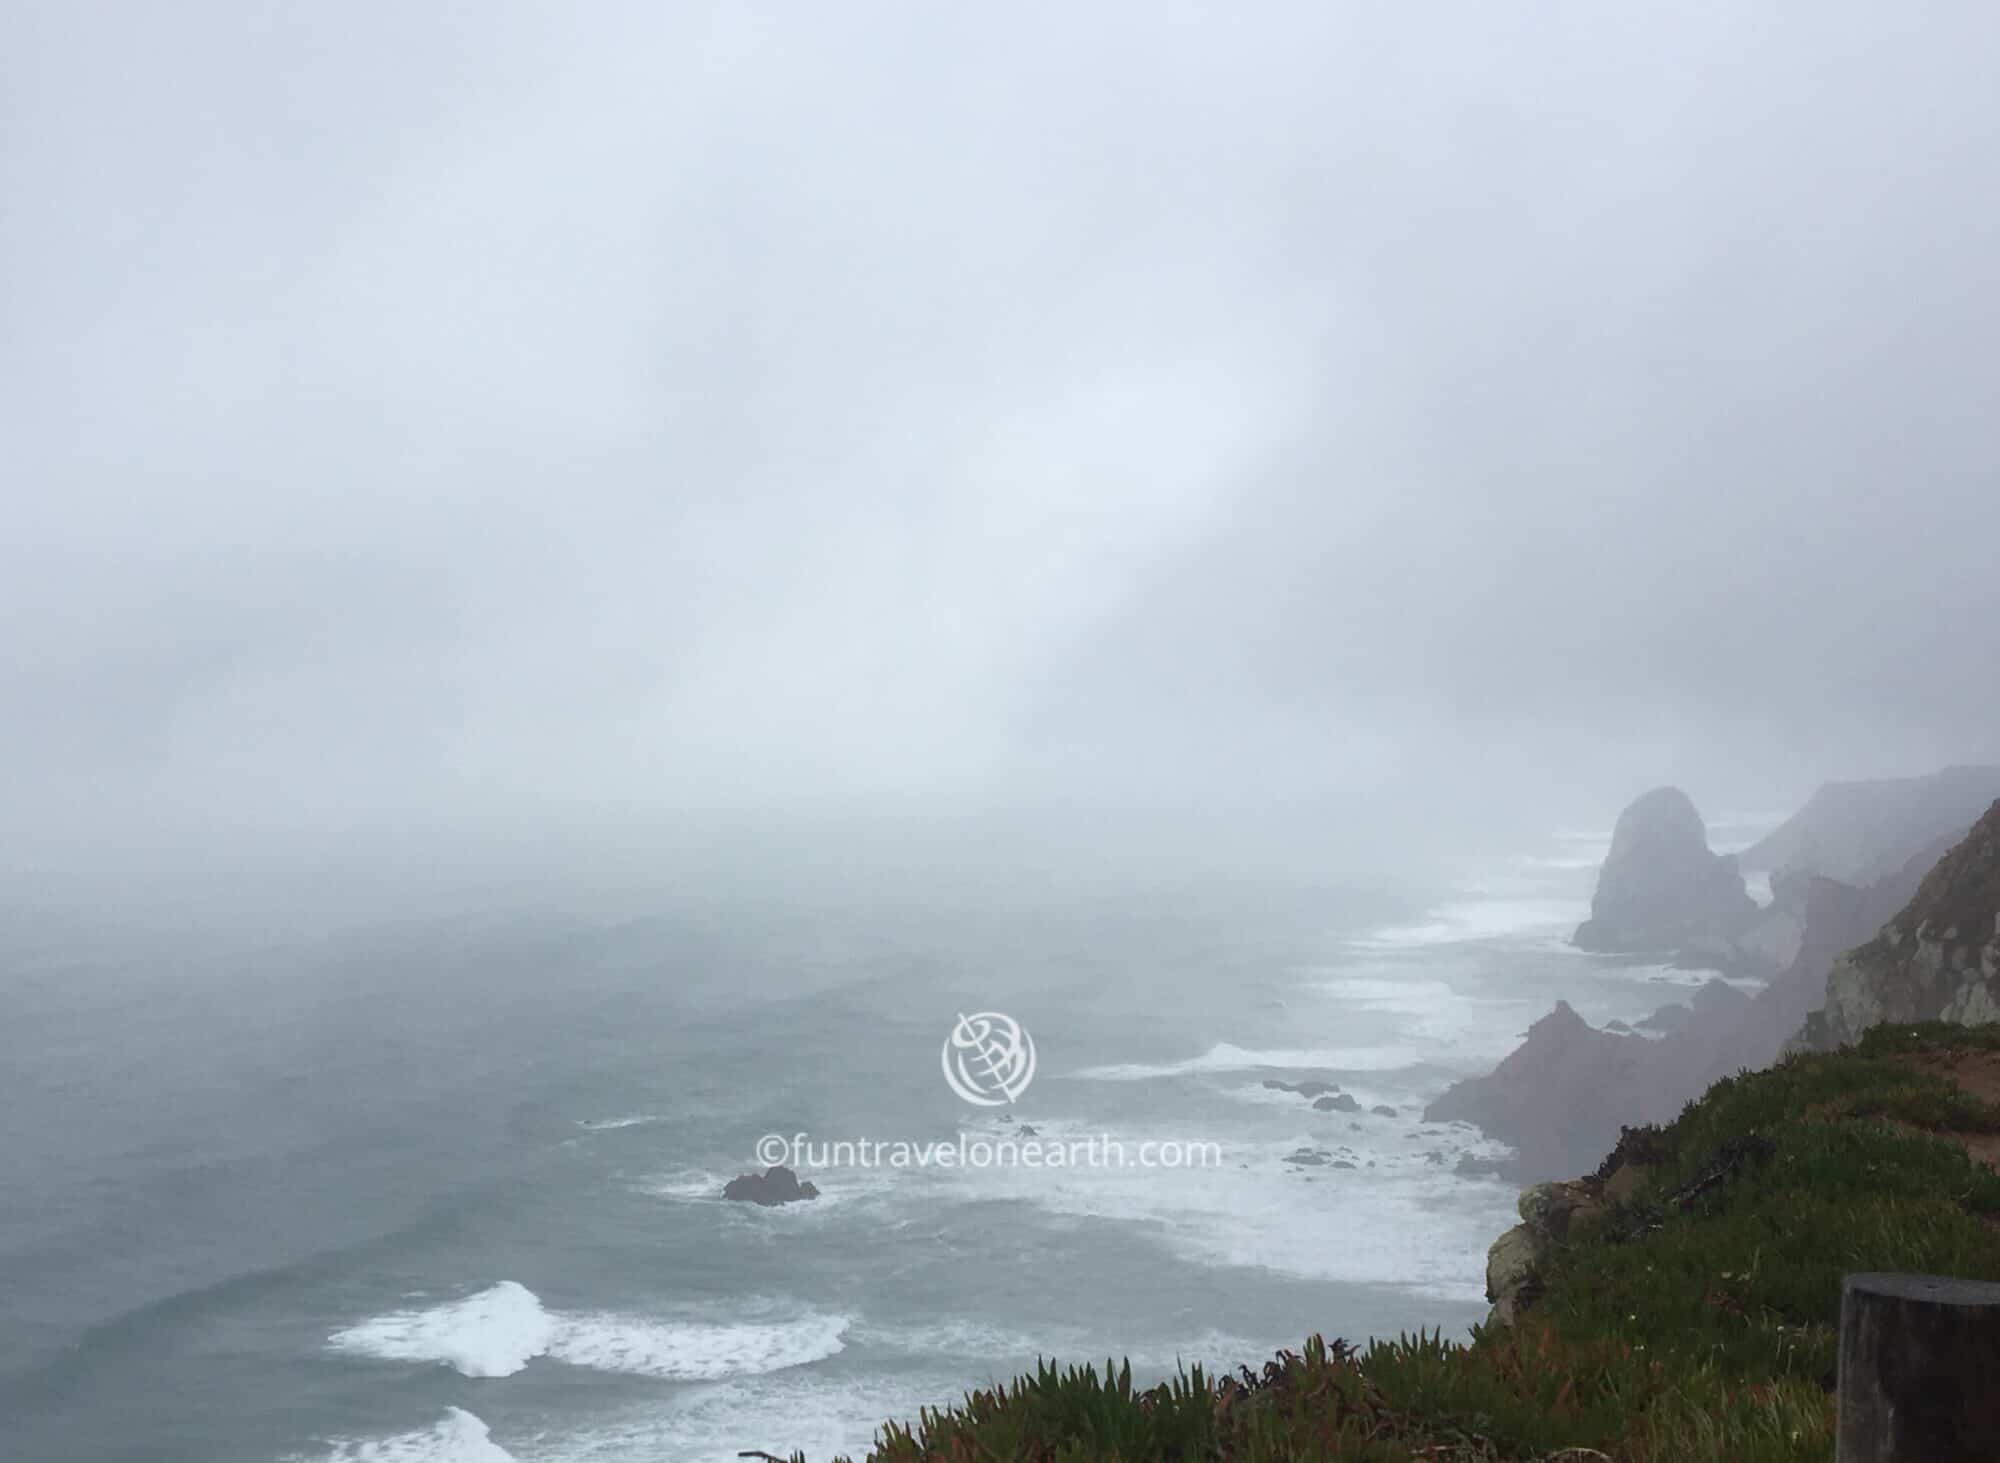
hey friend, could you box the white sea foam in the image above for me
[574,1115,664,1131]
[1352,896,1587,951]
[635,1162,904,1212]
[630,1167,728,1200]
[293,1408,517,1463]
[518,1334,1294,1463]
[330,1282,552,1378]
[520,1373,949,1463]
[1512,852,1604,871]
[952,1127,1515,1301]
[856,1316,1282,1374]
[1070,1041,1431,1081]
[551,1309,851,1380]
[1308,971,1529,1056]
[329,1283,848,1381]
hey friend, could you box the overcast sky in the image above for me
[6,3,1998,885]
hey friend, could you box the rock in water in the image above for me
[1573,786,1756,953]
[722,1165,821,1205]
[1424,1001,1672,1179]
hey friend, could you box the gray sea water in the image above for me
[0,823,1774,1462]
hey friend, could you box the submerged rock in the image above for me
[722,1165,821,1206]
[1312,1093,1362,1113]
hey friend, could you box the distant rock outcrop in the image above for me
[1573,787,1757,955]
[1424,1001,1691,1179]
[1438,814,1956,1180]
[1810,800,2000,1046]
[722,1165,820,1205]
[1741,766,2000,886]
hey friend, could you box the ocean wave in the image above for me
[516,1372,949,1463]
[574,1115,665,1131]
[328,1282,848,1381]
[1070,1041,1430,1081]
[856,1316,1284,1373]
[291,1408,517,1463]
[630,1167,728,1200]
[1350,896,1587,951]
[951,1132,1513,1300]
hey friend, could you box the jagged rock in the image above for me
[1485,1224,1542,1326]
[1485,1179,1607,1327]
[1370,1104,1398,1117]
[1285,1147,1334,1166]
[722,1165,820,1205]
[1426,1002,1672,1179]
[1574,787,1757,954]
[1637,1002,1694,1035]
[1730,870,1814,971]
[1742,766,2000,886]
[1814,800,2000,1046]
[1313,1093,1361,1113]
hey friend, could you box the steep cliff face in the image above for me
[1814,799,2000,1046]
[1572,786,1756,954]
[1741,765,2000,886]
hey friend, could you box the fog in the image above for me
[7,4,1999,907]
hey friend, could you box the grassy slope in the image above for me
[794,1024,2000,1462]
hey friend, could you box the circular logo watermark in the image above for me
[941,1011,1036,1106]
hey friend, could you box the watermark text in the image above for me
[755,1131,1224,1171]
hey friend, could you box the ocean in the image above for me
[0,819,1776,1462]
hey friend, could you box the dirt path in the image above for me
[1906,1050,2000,1169]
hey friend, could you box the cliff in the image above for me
[1424,991,1737,1178]
[1741,765,2000,886]
[1810,798,2000,1046]
[1432,800,1950,1181]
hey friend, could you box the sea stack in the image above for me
[1572,786,1756,954]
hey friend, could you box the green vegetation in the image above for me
[797,1024,2000,1461]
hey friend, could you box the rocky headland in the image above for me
[1432,775,1996,1180]
[1741,764,2000,887]
[1806,797,2000,1046]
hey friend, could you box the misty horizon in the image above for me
[7,10,2000,1460]
[8,4,2000,904]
